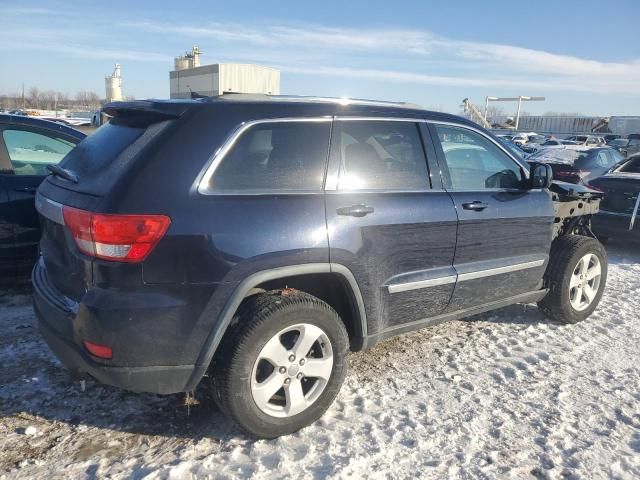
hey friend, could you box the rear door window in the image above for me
[332,120,429,190]
[208,120,331,192]
[2,129,76,176]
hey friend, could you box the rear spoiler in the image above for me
[102,100,199,120]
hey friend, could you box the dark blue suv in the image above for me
[33,95,607,437]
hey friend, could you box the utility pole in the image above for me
[21,83,25,110]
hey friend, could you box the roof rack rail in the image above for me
[211,93,422,109]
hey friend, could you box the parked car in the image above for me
[590,154,640,243]
[511,132,538,146]
[564,135,604,147]
[33,96,607,438]
[0,114,85,286]
[541,139,578,147]
[527,146,624,185]
[607,138,630,154]
[604,134,621,144]
[625,134,640,157]
[520,134,547,154]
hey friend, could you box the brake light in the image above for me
[62,207,171,262]
[83,340,113,359]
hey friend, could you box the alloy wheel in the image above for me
[250,323,333,418]
[569,253,602,312]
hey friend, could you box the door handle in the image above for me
[14,186,38,193]
[336,204,375,217]
[462,201,489,211]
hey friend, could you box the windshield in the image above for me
[528,135,545,143]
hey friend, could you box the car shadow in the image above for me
[464,302,551,325]
[0,293,247,443]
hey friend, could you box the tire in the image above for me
[211,290,349,438]
[538,235,607,324]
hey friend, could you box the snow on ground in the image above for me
[1,243,639,479]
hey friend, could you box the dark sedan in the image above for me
[0,114,85,286]
[527,146,624,185]
[590,155,640,243]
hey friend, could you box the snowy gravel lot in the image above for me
[1,243,639,479]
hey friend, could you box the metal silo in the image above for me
[105,64,123,102]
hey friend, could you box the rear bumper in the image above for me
[592,211,639,242]
[32,259,198,394]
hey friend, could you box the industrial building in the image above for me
[169,46,280,99]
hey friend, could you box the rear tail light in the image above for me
[62,207,171,262]
[83,340,113,359]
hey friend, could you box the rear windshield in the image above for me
[616,157,640,173]
[61,122,144,177]
[51,117,170,196]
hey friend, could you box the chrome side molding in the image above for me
[387,258,546,294]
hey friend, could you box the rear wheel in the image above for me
[211,290,349,438]
[538,235,607,324]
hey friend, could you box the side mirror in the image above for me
[530,162,553,189]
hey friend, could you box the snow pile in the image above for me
[1,244,639,479]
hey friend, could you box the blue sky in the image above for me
[1,0,639,115]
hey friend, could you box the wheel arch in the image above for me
[185,263,367,390]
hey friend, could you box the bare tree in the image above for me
[87,91,100,109]
[1,86,107,112]
[27,87,41,109]
[485,105,506,122]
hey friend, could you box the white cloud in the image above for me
[122,20,640,94]
[2,11,639,97]
[0,39,171,63]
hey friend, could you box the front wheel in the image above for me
[211,290,349,438]
[538,235,607,324]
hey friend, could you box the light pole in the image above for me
[482,96,546,129]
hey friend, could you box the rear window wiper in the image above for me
[47,164,79,184]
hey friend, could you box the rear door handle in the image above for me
[336,204,375,217]
[14,186,38,193]
[462,201,489,211]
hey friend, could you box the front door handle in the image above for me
[14,186,38,193]
[336,204,375,217]
[462,201,489,211]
